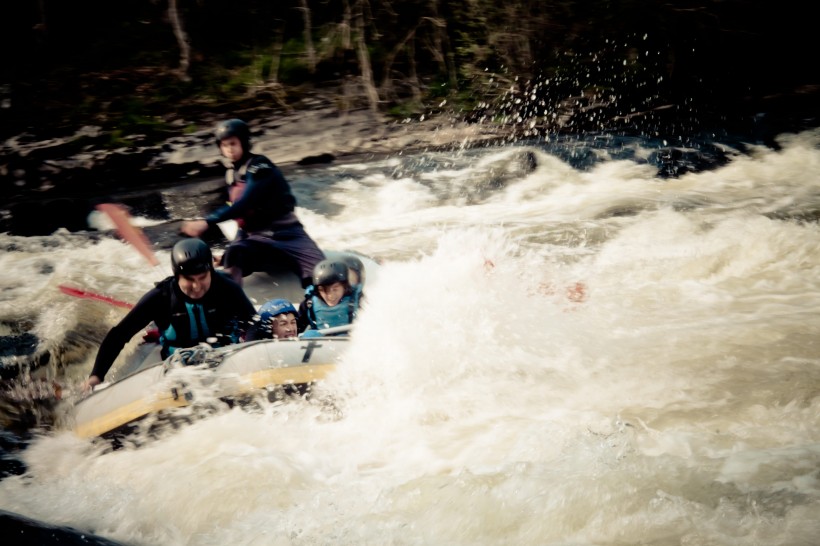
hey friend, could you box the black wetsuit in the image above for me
[207,153,325,286]
[90,272,256,381]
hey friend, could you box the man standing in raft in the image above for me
[181,118,325,288]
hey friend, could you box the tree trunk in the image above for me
[34,0,48,43]
[379,26,417,99]
[408,36,422,104]
[354,2,380,113]
[297,0,317,74]
[421,18,447,78]
[426,2,457,90]
[341,0,352,50]
[168,0,191,82]
[441,23,458,89]
[268,24,284,85]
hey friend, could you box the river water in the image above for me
[0,128,819,544]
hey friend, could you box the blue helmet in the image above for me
[258,299,298,323]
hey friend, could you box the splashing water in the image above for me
[0,129,819,545]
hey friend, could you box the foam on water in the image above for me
[0,130,819,544]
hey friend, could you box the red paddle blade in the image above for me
[96,203,160,267]
[58,284,134,309]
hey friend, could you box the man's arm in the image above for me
[88,287,164,383]
[208,273,258,343]
[243,321,270,342]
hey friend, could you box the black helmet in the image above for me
[341,255,365,286]
[171,238,214,276]
[214,119,251,150]
[312,259,349,287]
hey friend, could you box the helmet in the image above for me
[312,259,349,287]
[258,298,298,322]
[171,238,214,276]
[340,255,365,286]
[214,119,251,150]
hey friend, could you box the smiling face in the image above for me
[317,282,346,306]
[177,271,211,300]
[219,135,244,162]
[270,313,298,339]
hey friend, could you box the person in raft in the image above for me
[82,238,256,392]
[298,259,362,337]
[245,298,300,341]
[340,254,366,301]
[180,118,325,288]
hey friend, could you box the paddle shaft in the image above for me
[58,284,134,309]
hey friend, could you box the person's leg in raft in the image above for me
[221,240,257,285]
[268,225,325,288]
[222,237,302,285]
[223,230,325,288]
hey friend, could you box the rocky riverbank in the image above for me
[0,96,517,236]
[2,84,818,236]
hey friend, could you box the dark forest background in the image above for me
[0,0,817,146]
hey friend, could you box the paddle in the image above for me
[56,205,160,314]
[56,205,163,309]
[58,284,134,309]
[96,203,160,267]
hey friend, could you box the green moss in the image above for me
[108,129,133,147]
[386,100,425,119]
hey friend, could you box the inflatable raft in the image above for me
[72,250,377,439]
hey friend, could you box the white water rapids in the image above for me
[0,129,819,544]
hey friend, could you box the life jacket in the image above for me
[303,285,361,333]
[156,276,241,359]
[224,154,296,232]
[224,157,251,229]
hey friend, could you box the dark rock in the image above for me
[0,333,38,360]
[3,198,94,236]
[0,429,28,479]
[0,509,125,545]
[297,153,335,166]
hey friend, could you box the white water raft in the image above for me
[72,250,377,438]
[72,337,349,438]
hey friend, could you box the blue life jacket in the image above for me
[160,301,213,358]
[304,285,361,333]
[157,275,243,358]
